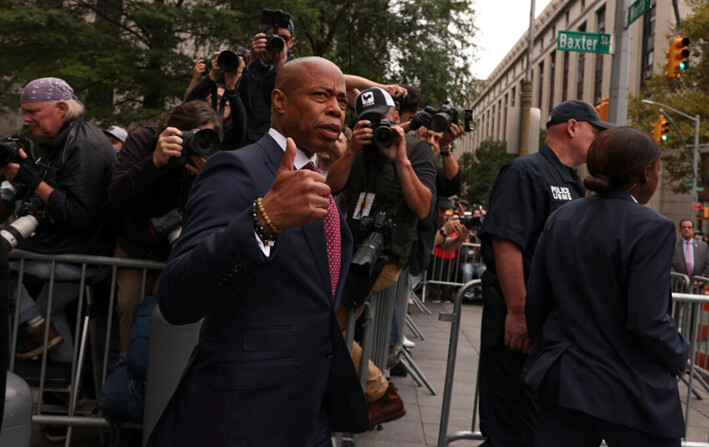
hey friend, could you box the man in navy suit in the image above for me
[672,219,709,278]
[147,56,368,446]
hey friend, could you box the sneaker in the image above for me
[390,361,408,377]
[402,336,415,349]
[16,319,64,360]
[43,425,67,443]
[387,347,401,368]
[368,383,406,427]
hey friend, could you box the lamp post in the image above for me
[642,99,701,221]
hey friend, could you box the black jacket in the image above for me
[106,125,192,261]
[19,118,116,256]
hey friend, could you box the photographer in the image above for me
[327,87,436,427]
[0,77,116,362]
[106,100,222,352]
[184,51,248,149]
[239,9,296,144]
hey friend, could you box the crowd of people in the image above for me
[0,8,693,447]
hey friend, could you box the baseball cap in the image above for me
[545,99,615,130]
[354,88,396,120]
[104,126,128,143]
[438,197,455,210]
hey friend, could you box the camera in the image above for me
[367,119,395,148]
[172,128,221,167]
[409,107,437,131]
[0,199,44,251]
[431,102,459,133]
[204,48,248,74]
[266,34,285,53]
[460,212,481,232]
[341,212,395,308]
[262,9,291,53]
[0,135,33,167]
[149,209,182,245]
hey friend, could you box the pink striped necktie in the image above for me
[686,241,694,277]
[302,162,341,297]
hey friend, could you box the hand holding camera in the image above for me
[153,126,221,172]
[14,155,42,193]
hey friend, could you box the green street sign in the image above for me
[685,177,694,188]
[628,0,652,27]
[557,31,612,54]
[698,186,706,193]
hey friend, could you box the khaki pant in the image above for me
[336,262,402,402]
[115,246,163,352]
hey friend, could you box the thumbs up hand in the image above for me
[260,138,331,230]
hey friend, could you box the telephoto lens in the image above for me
[266,34,285,53]
[0,215,38,251]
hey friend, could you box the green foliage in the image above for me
[0,0,477,129]
[458,139,515,207]
[629,0,709,193]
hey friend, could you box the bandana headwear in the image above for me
[21,77,82,105]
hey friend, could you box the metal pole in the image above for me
[694,115,701,224]
[608,0,631,125]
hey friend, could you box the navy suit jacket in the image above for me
[524,188,689,438]
[147,134,368,446]
[672,237,709,277]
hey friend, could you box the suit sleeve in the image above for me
[157,151,273,325]
[525,220,554,341]
[627,218,689,374]
[700,242,709,277]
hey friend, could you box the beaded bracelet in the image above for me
[256,198,280,234]
[251,200,277,247]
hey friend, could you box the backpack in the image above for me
[97,295,157,422]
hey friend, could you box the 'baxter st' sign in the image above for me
[557,30,612,54]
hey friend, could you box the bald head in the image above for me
[274,57,343,95]
[271,57,347,155]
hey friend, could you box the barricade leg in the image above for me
[432,280,483,447]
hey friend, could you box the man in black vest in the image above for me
[327,87,436,427]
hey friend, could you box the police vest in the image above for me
[345,134,422,268]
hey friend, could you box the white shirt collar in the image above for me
[268,128,316,169]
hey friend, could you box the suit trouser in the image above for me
[114,246,162,352]
[335,262,401,402]
[478,273,537,447]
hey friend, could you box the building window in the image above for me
[511,86,516,107]
[549,51,556,108]
[562,51,569,100]
[538,61,544,108]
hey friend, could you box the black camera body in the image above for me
[262,9,291,53]
[431,102,459,133]
[171,128,221,167]
[204,48,248,74]
[367,119,395,148]
[461,212,482,232]
[341,212,395,308]
[149,209,182,245]
[0,135,33,167]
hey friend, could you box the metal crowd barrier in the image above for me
[422,242,482,304]
[6,249,165,446]
[434,277,709,447]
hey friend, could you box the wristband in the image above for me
[251,199,277,247]
[438,228,446,238]
[440,151,452,157]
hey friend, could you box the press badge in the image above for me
[352,192,375,220]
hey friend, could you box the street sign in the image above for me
[693,203,704,210]
[685,177,694,188]
[627,0,652,27]
[557,31,612,54]
[698,186,706,193]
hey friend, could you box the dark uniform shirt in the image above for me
[479,145,585,282]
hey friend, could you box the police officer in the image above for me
[477,100,614,446]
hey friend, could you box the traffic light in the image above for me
[659,115,670,141]
[594,97,609,122]
[665,34,690,78]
